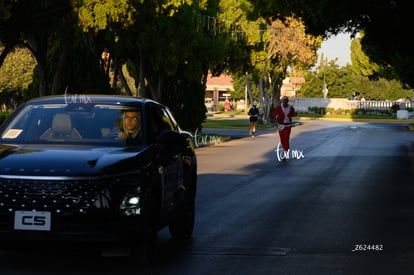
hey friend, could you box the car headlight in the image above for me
[119,187,142,216]
[126,197,139,205]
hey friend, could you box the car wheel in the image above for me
[168,183,195,240]
[129,190,159,266]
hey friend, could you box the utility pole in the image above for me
[322,57,328,99]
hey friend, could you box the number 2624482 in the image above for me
[352,244,383,252]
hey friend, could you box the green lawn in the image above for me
[202,118,277,130]
[202,113,414,131]
[298,113,396,120]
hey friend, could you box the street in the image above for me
[1,120,414,274]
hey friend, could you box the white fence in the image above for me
[293,98,413,112]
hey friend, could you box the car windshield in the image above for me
[0,102,143,146]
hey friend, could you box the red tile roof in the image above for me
[206,74,234,91]
[207,74,233,86]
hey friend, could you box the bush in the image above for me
[308,106,326,115]
[352,108,392,116]
[390,104,400,113]
[304,106,396,118]
[0,110,14,125]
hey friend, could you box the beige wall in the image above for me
[293,98,413,112]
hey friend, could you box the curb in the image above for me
[209,113,414,123]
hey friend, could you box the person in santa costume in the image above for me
[272,96,297,160]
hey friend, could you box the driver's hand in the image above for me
[118,132,128,140]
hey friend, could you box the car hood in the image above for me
[0,144,153,177]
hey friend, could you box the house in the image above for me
[205,74,305,106]
[205,74,234,105]
[280,77,306,98]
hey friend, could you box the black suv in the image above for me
[0,95,197,263]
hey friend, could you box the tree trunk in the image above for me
[258,59,270,124]
[111,57,119,90]
[26,35,49,97]
[244,72,253,105]
[37,60,48,97]
[152,74,163,102]
[118,66,133,96]
[51,41,70,94]
[0,43,14,69]
[137,48,148,98]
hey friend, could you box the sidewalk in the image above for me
[201,128,255,139]
[208,112,414,127]
[201,116,414,144]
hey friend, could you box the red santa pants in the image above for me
[278,126,292,151]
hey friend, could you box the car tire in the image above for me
[129,190,159,266]
[168,181,195,240]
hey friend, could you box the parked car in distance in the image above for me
[0,94,197,264]
[205,97,214,112]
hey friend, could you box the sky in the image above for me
[318,33,352,67]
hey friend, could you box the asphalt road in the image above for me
[1,120,413,274]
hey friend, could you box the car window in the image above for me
[148,103,177,140]
[163,107,180,131]
[0,103,143,146]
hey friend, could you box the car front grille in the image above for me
[0,177,114,216]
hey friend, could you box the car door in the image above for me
[149,104,184,212]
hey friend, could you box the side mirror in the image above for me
[158,130,187,154]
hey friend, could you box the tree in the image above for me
[350,34,399,84]
[0,0,76,96]
[74,0,221,131]
[251,0,414,89]
[257,16,321,122]
[0,46,36,92]
[231,73,259,102]
[350,36,379,78]
[212,1,322,122]
[300,61,412,101]
[0,0,234,131]
[0,46,36,107]
[301,62,355,98]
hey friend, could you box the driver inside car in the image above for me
[118,111,141,145]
